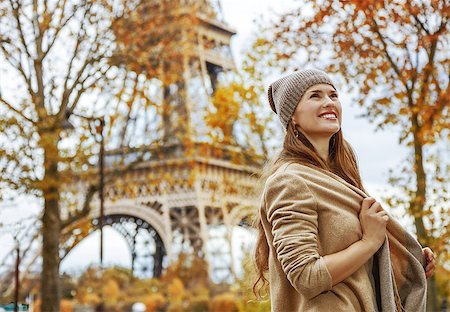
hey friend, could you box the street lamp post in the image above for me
[66,114,105,311]
[98,118,105,268]
[14,238,19,312]
[67,114,105,267]
[0,218,28,312]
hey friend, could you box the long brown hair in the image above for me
[253,121,365,297]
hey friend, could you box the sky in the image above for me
[0,0,411,276]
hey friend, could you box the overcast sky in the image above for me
[0,0,411,274]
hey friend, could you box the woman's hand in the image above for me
[423,247,436,278]
[359,197,389,252]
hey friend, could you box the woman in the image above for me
[254,69,435,311]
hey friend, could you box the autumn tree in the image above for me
[0,0,196,309]
[0,0,121,309]
[205,38,280,160]
[264,1,449,310]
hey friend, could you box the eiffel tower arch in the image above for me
[61,143,260,282]
[61,202,169,278]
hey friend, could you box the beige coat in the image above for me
[260,162,427,312]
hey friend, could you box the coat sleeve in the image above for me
[264,171,333,299]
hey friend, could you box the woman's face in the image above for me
[291,83,342,141]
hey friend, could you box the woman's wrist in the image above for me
[323,238,379,285]
[359,237,379,255]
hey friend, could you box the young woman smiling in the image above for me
[254,69,435,311]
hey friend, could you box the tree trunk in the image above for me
[40,132,61,312]
[411,113,439,311]
[427,277,440,312]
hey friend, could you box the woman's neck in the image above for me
[304,134,330,162]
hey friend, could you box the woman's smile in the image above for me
[318,112,338,120]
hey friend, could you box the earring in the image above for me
[293,126,299,138]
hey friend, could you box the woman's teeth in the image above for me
[320,114,336,119]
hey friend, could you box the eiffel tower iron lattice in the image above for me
[0,0,263,296]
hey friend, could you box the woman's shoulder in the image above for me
[269,162,316,178]
[264,162,329,195]
[262,163,318,207]
[265,162,313,187]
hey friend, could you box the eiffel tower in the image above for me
[59,0,260,283]
[0,1,260,294]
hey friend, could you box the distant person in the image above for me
[254,69,435,311]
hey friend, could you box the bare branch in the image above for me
[0,44,36,100]
[0,42,21,67]
[43,1,79,58]
[58,55,102,119]
[58,6,99,119]
[66,64,113,115]
[8,0,33,59]
[60,30,84,110]
[61,184,97,229]
[0,97,35,124]
[31,0,42,59]
[371,18,410,92]
[413,15,430,35]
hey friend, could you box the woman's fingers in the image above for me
[423,247,434,261]
[361,197,376,210]
[371,201,383,212]
[369,201,389,221]
[425,263,435,278]
[422,247,436,279]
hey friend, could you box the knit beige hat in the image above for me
[268,69,336,129]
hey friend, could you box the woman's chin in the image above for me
[324,126,340,135]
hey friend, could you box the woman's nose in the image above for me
[323,98,336,107]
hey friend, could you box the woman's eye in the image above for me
[310,94,319,98]
[331,93,338,98]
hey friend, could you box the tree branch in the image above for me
[58,54,103,120]
[66,64,112,115]
[61,184,97,229]
[0,97,34,124]
[27,0,47,120]
[413,15,430,35]
[31,0,42,57]
[43,1,80,58]
[0,44,36,101]
[8,0,33,59]
[417,31,439,119]
[60,29,84,115]
[371,18,409,92]
[58,15,100,120]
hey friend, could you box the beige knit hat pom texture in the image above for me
[268,69,336,130]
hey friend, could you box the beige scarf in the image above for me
[316,167,428,311]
